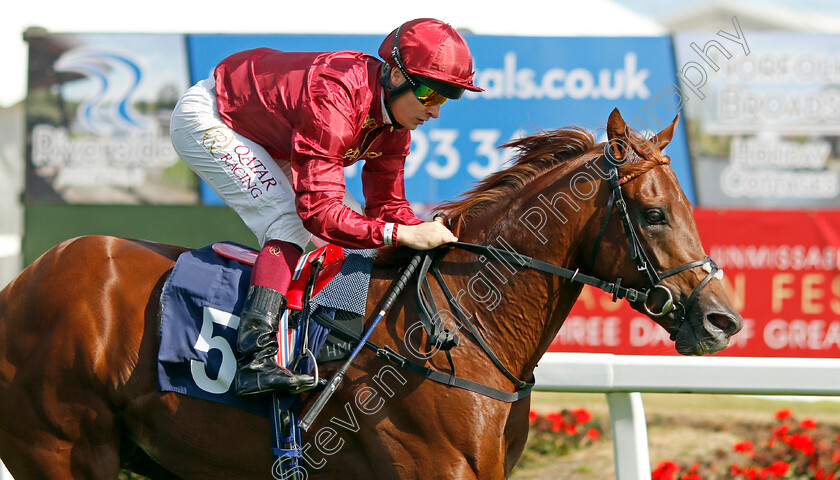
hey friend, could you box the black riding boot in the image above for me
[235,285,316,396]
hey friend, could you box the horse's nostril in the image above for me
[706,312,742,336]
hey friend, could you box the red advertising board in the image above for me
[548,209,840,358]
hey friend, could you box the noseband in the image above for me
[593,146,723,339]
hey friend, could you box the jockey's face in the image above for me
[387,68,442,130]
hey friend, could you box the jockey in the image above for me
[170,18,483,396]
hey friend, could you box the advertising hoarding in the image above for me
[25,32,197,204]
[674,30,840,208]
[186,34,695,210]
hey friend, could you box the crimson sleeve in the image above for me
[291,155,389,249]
[362,154,423,226]
[289,57,389,249]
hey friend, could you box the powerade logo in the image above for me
[466,52,650,100]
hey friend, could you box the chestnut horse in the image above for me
[0,109,741,479]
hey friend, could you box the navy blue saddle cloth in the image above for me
[156,242,373,416]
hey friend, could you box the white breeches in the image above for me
[170,78,361,250]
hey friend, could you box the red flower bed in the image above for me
[518,407,604,466]
[652,409,840,480]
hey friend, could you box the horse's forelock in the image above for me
[612,132,673,184]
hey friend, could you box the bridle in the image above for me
[403,143,727,398]
[415,144,724,349]
[590,144,723,339]
[429,141,727,358]
[316,142,725,403]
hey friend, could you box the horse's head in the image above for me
[437,108,741,357]
[586,108,742,355]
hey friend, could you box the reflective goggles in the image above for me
[409,80,448,106]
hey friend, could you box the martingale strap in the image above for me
[308,236,654,403]
[311,309,533,403]
[414,249,460,350]
[417,250,533,390]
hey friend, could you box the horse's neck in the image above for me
[444,181,599,381]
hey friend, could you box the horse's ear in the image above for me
[606,108,629,160]
[655,113,680,150]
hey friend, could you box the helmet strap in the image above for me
[379,64,407,129]
[380,64,412,98]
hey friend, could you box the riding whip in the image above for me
[298,250,423,432]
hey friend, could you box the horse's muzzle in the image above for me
[675,301,743,355]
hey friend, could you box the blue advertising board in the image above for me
[186,34,694,210]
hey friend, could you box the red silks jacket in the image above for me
[214,48,423,249]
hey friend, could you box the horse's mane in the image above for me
[375,124,664,267]
[436,127,597,223]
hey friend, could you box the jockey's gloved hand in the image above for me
[396,221,458,250]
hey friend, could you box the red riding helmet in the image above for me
[379,18,483,98]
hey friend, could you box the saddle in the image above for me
[212,242,367,366]
[156,240,534,477]
[211,241,344,310]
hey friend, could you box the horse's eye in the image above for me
[645,209,665,224]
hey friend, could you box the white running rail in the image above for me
[533,353,840,480]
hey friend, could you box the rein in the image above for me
[312,303,533,402]
[404,148,724,398]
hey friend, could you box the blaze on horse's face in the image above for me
[603,109,742,355]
